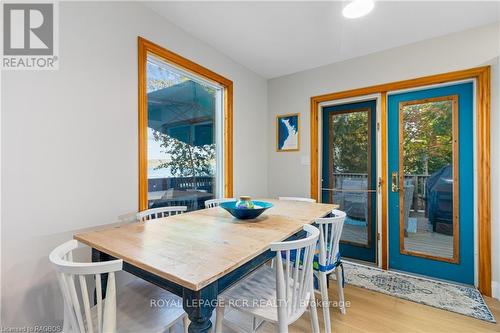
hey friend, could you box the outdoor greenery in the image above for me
[402,101,453,175]
[331,101,452,176]
[332,111,369,174]
[152,130,215,178]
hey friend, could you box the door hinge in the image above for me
[377,122,381,131]
[377,233,381,241]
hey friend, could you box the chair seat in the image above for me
[220,265,308,325]
[89,279,185,333]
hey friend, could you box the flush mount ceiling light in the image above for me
[342,0,375,19]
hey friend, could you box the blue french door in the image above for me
[387,82,474,284]
[322,100,377,263]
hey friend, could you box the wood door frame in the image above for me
[138,36,233,211]
[310,66,491,295]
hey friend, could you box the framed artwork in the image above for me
[276,113,300,152]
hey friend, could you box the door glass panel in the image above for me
[400,96,458,261]
[146,54,223,211]
[327,109,372,247]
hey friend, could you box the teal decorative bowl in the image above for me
[219,201,273,220]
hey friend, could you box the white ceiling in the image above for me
[146,1,500,79]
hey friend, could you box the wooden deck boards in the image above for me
[342,215,453,259]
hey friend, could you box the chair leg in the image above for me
[183,314,189,333]
[252,317,265,332]
[336,268,346,314]
[215,302,224,333]
[252,316,258,333]
[308,280,320,333]
[319,272,331,333]
[277,321,289,333]
[277,301,289,333]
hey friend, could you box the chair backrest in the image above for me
[204,198,235,208]
[49,240,123,333]
[314,209,346,272]
[271,224,320,324]
[136,206,187,222]
[278,196,316,203]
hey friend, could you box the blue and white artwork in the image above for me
[277,114,299,151]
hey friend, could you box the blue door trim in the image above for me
[387,82,474,285]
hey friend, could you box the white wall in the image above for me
[268,23,500,297]
[1,2,268,326]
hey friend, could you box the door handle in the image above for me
[391,171,399,192]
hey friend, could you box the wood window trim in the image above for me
[310,66,491,295]
[138,36,233,211]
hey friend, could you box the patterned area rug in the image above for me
[343,261,496,323]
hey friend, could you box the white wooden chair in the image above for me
[215,224,320,333]
[278,197,316,203]
[204,198,236,208]
[49,239,188,333]
[314,209,347,333]
[137,206,187,222]
[270,196,317,268]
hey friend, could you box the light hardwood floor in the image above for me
[210,283,500,333]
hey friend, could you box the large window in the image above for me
[138,37,233,211]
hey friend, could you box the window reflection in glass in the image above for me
[328,110,371,247]
[400,97,457,260]
[146,54,222,211]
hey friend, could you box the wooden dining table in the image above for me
[74,199,336,333]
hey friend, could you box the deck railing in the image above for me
[330,172,429,211]
[404,174,430,212]
[150,173,430,211]
[148,176,214,193]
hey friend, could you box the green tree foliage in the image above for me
[402,101,452,175]
[331,101,452,177]
[332,112,368,173]
[152,130,215,179]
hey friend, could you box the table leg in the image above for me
[91,248,109,305]
[183,283,217,333]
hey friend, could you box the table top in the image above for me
[74,199,336,291]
